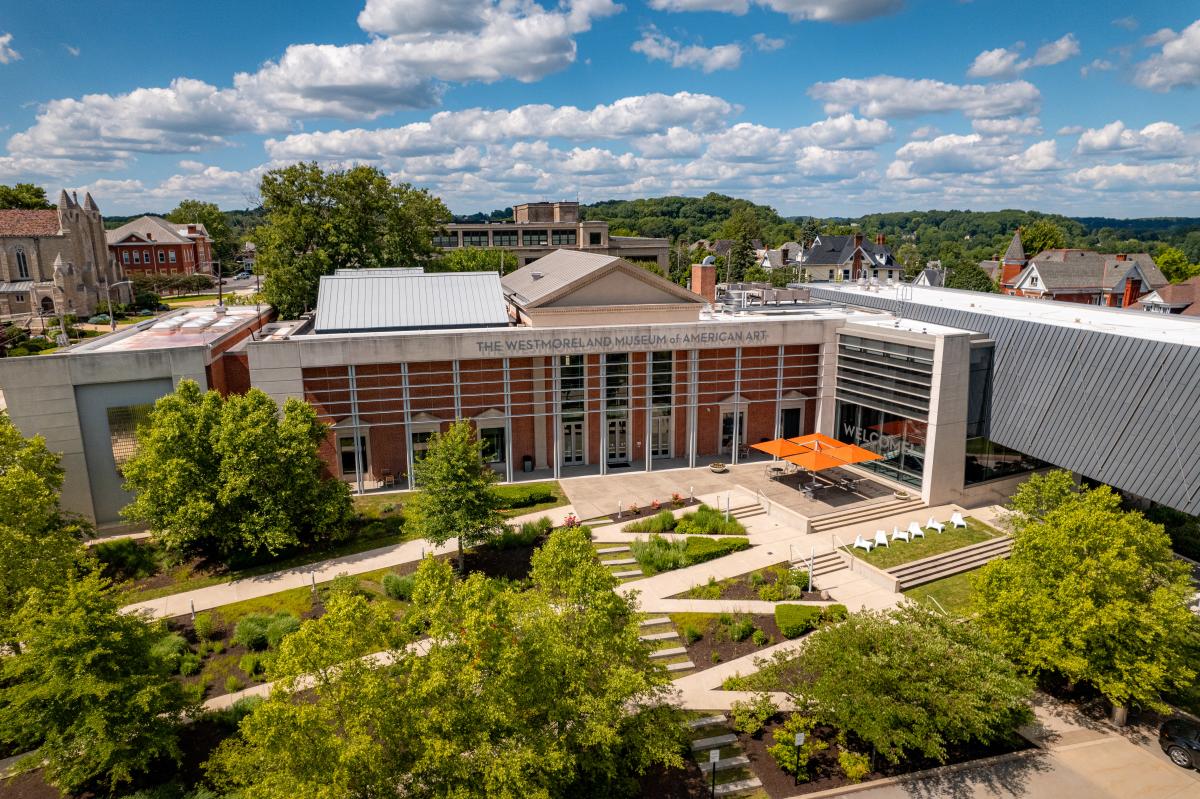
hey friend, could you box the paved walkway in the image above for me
[122,505,574,619]
[670,636,806,711]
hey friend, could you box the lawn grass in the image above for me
[163,293,221,305]
[352,480,566,520]
[852,517,1001,571]
[902,568,980,616]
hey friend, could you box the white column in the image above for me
[645,353,653,473]
[552,357,562,480]
[502,357,514,484]
[400,362,414,490]
[349,365,364,495]
[451,360,462,422]
[731,348,742,465]
[687,349,698,469]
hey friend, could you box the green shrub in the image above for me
[178,652,202,676]
[685,536,751,565]
[239,653,264,678]
[487,516,552,550]
[199,639,225,657]
[751,628,769,647]
[757,582,785,602]
[767,714,827,780]
[748,570,766,587]
[838,748,871,783]
[493,484,557,509]
[265,613,301,648]
[682,625,702,645]
[93,538,160,581]
[675,504,747,536]
[758,567,810,601]
[687,576,722,599]
[623,510,678,534]
[151,633,189,671]
[381,572,416,601]
[730,693,778,735]
[726,615,754,642]
[711,651,721,663]
[193,611,222,642]
[775,605,823,638]
[822,604,849,624]
[330,573,366,598]
[630,535,690,575]
[225,676,243,694]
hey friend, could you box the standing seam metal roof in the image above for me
[314,272,508,333]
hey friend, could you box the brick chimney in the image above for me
[852,233,864,280]
[1115,253,1127,261]
[691,262,716,302]
[875,233,886,246]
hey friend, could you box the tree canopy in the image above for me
[0,183,52,209]
[945,264,996,292]
[209,530,683,798]
[1155,246,1199,283]
[0,413,85,642]
[1018,219,1067,255]
[975,472,1198,713]
[121,380,352,561]
[431,246,517,274]
[167,199,237,268]
[254,163,450,318]
[768,603,1031,765]
[0,571,194,793]
[405,419,504,567]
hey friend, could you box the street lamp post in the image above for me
[103,279,133,332]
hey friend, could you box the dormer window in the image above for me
[1029,275,1039,287]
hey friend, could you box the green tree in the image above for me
[1021,219,1067,255]
[0,183,52,209]
[946,264,996,293]
[1155,246,1199,283]
[798,218,821,248]
[121,380,352,561]
[0,571,194,793]
[1006,469,1078,522]
[166,199,237,269]
[0,413,85,644]
[975,477,1197,720]
[210,531,683,798]
[769,603,1032,765]
[726,235,755,283]
[406,420,504,569]
[254,163,450,318]
[433,246,517,274]
[895,242,924,277]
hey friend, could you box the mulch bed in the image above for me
[638,761,710,798]
[679,613,787,671]
[739,717,1032,798]
[672,564,827,602]
[610,498,701,524]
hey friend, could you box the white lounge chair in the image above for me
[950,512,967,529]
[873,530,890,548]
[907,521,926,540]
[926,517,945,533]
[852,534,874,553]
[891,525,909,543]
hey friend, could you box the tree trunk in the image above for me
[1110,704,1128,726]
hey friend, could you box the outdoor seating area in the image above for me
[852,515,953,553]
[753,432,884,501]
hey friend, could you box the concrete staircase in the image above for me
[888,537,1013,590]
[808,495,925,535]
[728,503,766,524]
[791,550,845,582]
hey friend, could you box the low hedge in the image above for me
[493,484,558,509]
[675,504,747,536]
[775,603,848,638]
[685,536,751,564]
[623,510,678,534]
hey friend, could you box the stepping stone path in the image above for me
[687,717,763,797]
[639,616,671,627]
[602,557,637,566]
[597,546,630,554]
[639,630,680,642]
[650,646,687,659]
[613,569,643,578]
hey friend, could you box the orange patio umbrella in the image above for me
[824,443,883,465]
[783,450,846,472]
[786,432,845,452]
[751,438,808,458]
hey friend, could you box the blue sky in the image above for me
[1,0,1198,217]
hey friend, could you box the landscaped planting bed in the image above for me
[670,612,786,670]
[622,503,745,535]
[851,517,1001,570]
[629,535,750,575]
[675,562,825,601]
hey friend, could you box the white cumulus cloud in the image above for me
[0,33,19,64]
[649,0,902,22]
[1134,19,1200,91]
[809,75,1040,119]
[632,29,742,72]
[1075,120,1193,159]
[967,34,1079,78]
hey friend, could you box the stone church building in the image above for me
[0,190,128,319]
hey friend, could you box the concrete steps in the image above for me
[688,714,727,729]
[597,545,630,555]
[809,496,925,534]
[714,777,763,796]
[793,550,845,579]
[640,630,680,642]
[639,616,671,627]
[602,557,637,566]
[667,660,696,673]
[692,733,737,751]
[613,569,643,578]
[650,646,687,659]
[889,537,1013,590]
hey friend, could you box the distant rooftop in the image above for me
[809,282,1200,347]
[333,267,424,277]
[75,306,266,353]
[314,271,509,334]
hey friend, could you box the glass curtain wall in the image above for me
[604,354,630,464]
[650,351,673,458]
[963,342,1046,484]
[835,402,927,488]
[559,355,585,466]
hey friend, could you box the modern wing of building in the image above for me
[2,249,1198,531]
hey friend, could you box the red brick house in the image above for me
[105,216,213,276]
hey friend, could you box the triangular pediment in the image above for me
[539,259,705,309]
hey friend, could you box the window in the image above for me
[651,351,672,407]
[432,232,459,248]
[480,426,506,463]
[522,230,548,247]
[143,250,151,263]
[492,231,518,247]
[588,231,602,246]
[559,355,585,416]
[132,251,140,264]
[604,353,629,410]
[168,251,176,263]
[462,231,489,247]
[13,293,25,302]
[107,404,155,471]
[551,229,577,246]
[121,251,130,264]
[15,246,28,278]
[1029,275,1038,287]
[411,431,434,462]
[338,435,368,476]
[158,250,166,263]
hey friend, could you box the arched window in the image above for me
[40,296,54,314]
[15,246,29,279]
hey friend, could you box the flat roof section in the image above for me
[811,283,1200,347]
[314,271,509,334]
[77,306,266,353]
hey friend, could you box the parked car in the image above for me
[86,314,110,325]
[234,270,253,280]
[1160,719,1200,768]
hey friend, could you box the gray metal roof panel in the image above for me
[500,249,620,306]
[314,272,508,334]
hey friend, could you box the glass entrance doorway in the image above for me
[562,420,584,466]
[651,413,671,458]
[720,410,745,455]
[781,407,803,439]
[607,418,629,464]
